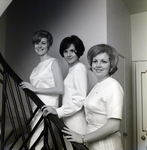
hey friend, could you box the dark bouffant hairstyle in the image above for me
[59,35,85,58]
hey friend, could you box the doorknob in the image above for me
[141,135,146,140]
[123,132,128,136]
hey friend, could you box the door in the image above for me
[136,61,147,150]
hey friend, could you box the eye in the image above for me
[92,60,97,63]
[42,41,47,45]
[70,49,77,53]
[102,60,107,63]
[63,50,67,53]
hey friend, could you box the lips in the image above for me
[95,68,103,72]
[36,48,46,53]
[37,48,44,51]
[66,58,73,61]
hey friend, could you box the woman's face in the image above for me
[34,38,49,56]
[91,52,110,82]
[63,44,79,67]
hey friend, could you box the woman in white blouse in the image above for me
[42,35,88,149]
[62,44,124,150]
[20,30,64,150]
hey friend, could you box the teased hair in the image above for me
[59,35,85,58]
[87,44,119,75]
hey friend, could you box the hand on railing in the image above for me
[19,81,36,92]
[41,105,58,117]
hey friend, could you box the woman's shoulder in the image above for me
[108,77,118,83]
[48,58,62,69]
[72,62,87,75]
[49,57,58,62]
[47,57,60,64]
[107,77,124,92]
[74,62,87,70]
[109,77,121,85]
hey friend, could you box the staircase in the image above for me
[0,53,88,150]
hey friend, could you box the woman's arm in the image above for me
[56,64,88,118]
[62,118,121,143]
[20,60,64,95]
[42,63,88,117]
[84,118,121,143]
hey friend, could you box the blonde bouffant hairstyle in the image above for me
[87,44,119,75]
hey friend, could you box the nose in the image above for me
[38,42,42,48]
[67,51,71,57]
[96,61,101,67]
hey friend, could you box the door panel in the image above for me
[136,61,147,150]
[142,73,147,131]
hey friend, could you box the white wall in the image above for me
[131,11,147,150]
[0,2,134,149]
[131,12,147,61]
[0,0,12,17]
[0,0,107,115]
[4,0,107,93]
[107,0,133,149]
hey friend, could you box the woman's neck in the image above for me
[97,75,110,83]
[39,54,51,62]
[68,60,80,68]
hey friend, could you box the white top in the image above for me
[56,62,88,134]
[84,77,124,150]
[30,58,59,108]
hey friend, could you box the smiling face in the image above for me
[91,52,111,82]
[34,38,49,56]
[63,44,79,67]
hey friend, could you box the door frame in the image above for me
[133,61,147,150]
[113,54,127,149]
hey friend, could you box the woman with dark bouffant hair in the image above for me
[62,44,124,150]
[42,35,88,149]
[20,30,64,150]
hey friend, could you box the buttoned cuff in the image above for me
[56,107,65,118]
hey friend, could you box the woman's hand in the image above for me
[19,82,36,92]
[41,105,57,117]
[62,127,82,143]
